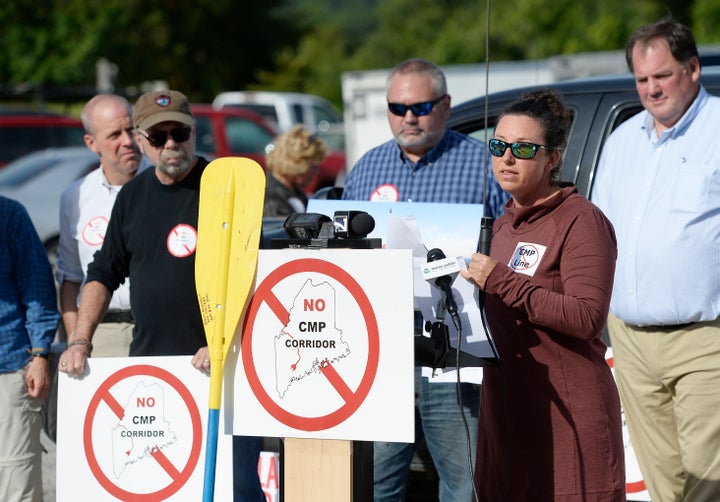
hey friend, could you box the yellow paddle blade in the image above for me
[196,157,265,373]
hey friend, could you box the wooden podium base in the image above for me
[283,439,372,501]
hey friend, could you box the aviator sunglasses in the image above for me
[488,138,553,159]
[138,126,192,148]
[387,95,446,117]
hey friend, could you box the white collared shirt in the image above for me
[56,158,149,310]
[592,86,720,325]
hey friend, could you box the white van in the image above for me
[211,91,344,151]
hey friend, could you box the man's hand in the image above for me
[191,346,211,375]
[25,356,51,399]
[58,341,92,377]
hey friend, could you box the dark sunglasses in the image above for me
[138,126,192,148]
[488,138,553,159]
[387,95,446,117]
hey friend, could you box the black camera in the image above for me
[272,211,381,249]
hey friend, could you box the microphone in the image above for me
[333,210,375,238]
[274,211,381,249]
[478,216,494,307]
[350,212,376,236]
[425,248,462,332]
[479,216,493,256]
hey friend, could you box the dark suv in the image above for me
[448,66,720,199]
[0,111,86,168]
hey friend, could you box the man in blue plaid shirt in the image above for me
[343,58,505,501]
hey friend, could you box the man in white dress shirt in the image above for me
[592,17,720,502]
[57,94,146,356]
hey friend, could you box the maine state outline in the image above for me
[274,279,350,397]
[110,381,177,478]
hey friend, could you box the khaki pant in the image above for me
[0,367,43,502]
[608,313,720,502]
[90,321,133,358]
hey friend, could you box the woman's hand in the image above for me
[460,253,497,290]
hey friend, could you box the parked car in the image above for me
[0,147,101,271]
[0,145,290,273]
[447,66,720,199]
[192,103,345,194]
[211,91,344,147]
[0,111,86,168]
[191,103,274,168]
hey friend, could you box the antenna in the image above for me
[482,0,491,214]
[478,0,494,261]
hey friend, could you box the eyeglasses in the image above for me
[387,95,446,117]
[138,126,192,148]
[488,138,553,159]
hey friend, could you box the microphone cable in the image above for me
[453,321,480,502]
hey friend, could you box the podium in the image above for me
[283,439,372,501]
[226,247,414,501]
[228,242,499,501]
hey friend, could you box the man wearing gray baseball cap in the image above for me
[59,90,265,501]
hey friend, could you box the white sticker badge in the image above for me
[166,224,198,258]
[508,242,547,277]
[82,216,109,247]
[370,184,399,202]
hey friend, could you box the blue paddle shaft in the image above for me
[202,408,220,502]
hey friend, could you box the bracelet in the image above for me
[29,347,50,358]
[68,338,93,353]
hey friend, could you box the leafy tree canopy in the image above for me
[0,0,713,109]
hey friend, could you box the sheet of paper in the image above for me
[308,200,501,383]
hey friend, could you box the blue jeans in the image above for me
[233,435,265,502]
[374,367,480,501]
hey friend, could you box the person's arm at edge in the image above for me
[12,202,59,398]
[59,280,81,337]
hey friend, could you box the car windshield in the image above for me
[224,116,274,153]
[227,104,279,130]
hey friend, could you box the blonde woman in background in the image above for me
[263,125,328,217]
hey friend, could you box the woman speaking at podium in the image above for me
[461,89,625,501]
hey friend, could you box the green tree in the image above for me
[0,0,715,110]
[253,0,375,104]
[0,0,299,102]
[692,0,720,43]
